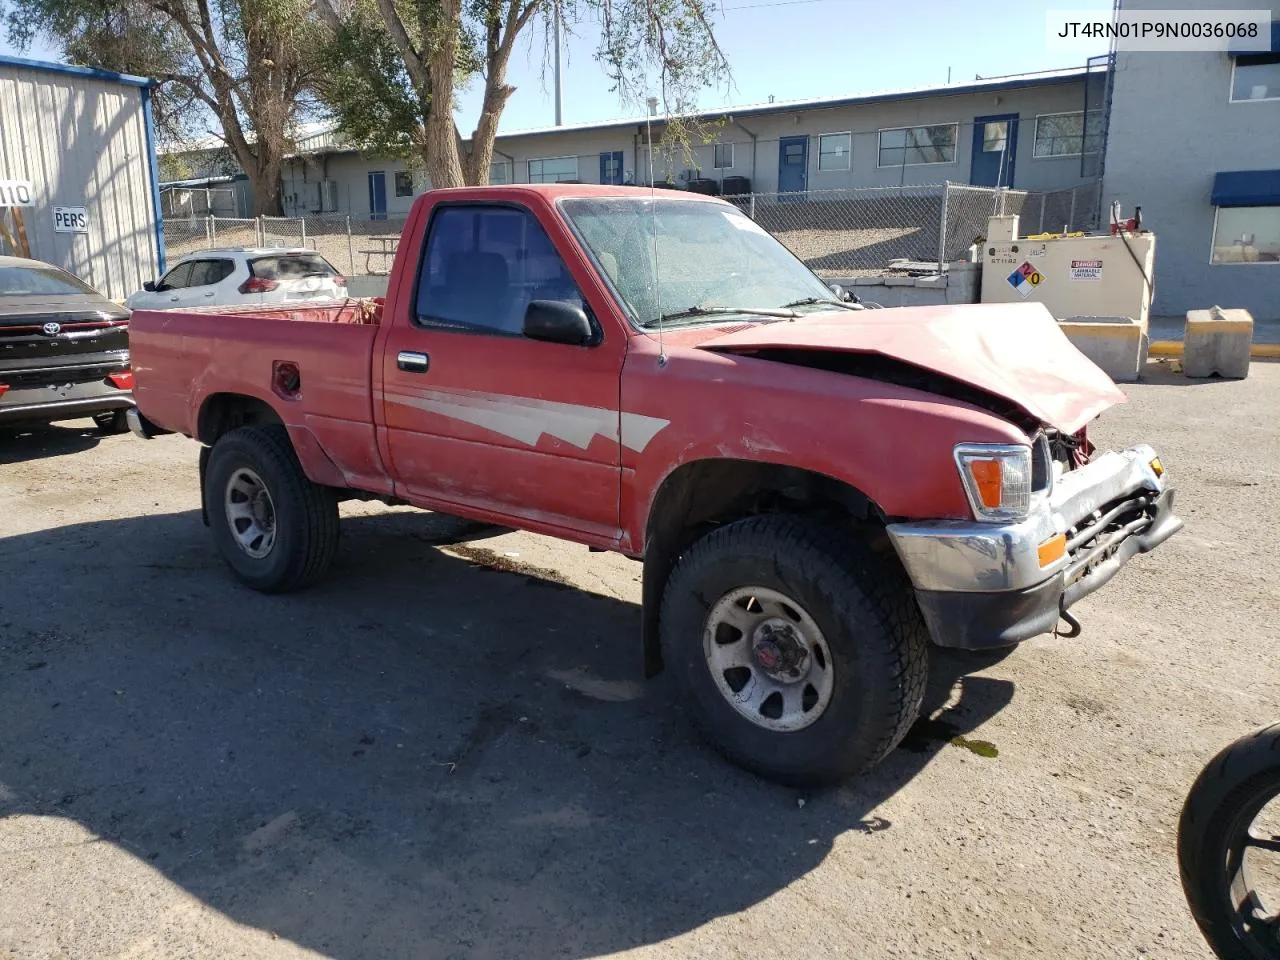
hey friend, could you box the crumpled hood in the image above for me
[696,301,1127,434]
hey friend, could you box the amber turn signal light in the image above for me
[1037,533,1067,568]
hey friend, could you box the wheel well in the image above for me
[197,393,283,445]
[640,459,889,677]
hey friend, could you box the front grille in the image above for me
[0,317,127,340]
[1064,494,1157,579]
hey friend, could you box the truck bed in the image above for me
[129,298,389,492]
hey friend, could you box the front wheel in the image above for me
[1179,723,1280,960]
[659,515,929,787]
[203,425,339,593]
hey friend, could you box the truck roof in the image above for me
[422,183,732,204]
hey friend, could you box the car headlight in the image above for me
[954,443,1033,522]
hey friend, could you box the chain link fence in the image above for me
[734,181,1102,277]
[162,181,1100,283]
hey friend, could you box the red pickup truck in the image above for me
[127,184,1181,786]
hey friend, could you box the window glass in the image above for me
[878,125,957,166]
[601,151,624,184]
[1033,112,1104,158]
[0,264,97,296]
[818,133,851,171]
[1232,54,1280,101]
[157,262,194,291]
[489,161,512,184]
[528,157,578,183]
[251,253,338,279]
[1211,206,1280,263]
[561,196,833,329]
[188,259,235,287]
[714,143,734,169]
[395,171,415,197]
[415,205,585,335]
[982,121,1008,153]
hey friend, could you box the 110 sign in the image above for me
[0,180,34,206]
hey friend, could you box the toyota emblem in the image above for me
[42,321,62,336]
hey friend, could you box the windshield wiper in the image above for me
[641,305,800,328]
[781,296,864,311]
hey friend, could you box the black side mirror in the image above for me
[524,300,594,346]
[143,280,156,292]
[829,282,850,302]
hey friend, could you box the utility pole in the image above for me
[553,0,563,126]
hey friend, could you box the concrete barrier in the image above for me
[1183,307,1253,379]
[1057,316,1148,383]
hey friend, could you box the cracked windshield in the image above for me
[561,197,839,326]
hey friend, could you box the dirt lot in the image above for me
[2,362,1278,959]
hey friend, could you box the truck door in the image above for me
[379,201,626,542]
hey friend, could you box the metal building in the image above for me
[0,55,164,301]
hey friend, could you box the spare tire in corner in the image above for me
[204,424,339,593]
[659,514,929,787]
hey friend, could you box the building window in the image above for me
[394,171,415,198]
[489,160,512,184]
[877,124,957,167]
[1211,206,1280,264]
[528,156,578,183]
[1032,111,1103,158]
[982,121,1008,153]
[1231,53,1280,101]
[713,143,734,169]
[818,132,851,171]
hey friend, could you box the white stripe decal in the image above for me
[388,387,669,453]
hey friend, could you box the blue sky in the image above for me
[1,0,1113,137]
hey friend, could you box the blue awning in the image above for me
[1211,170,1280,207]
[1228,20,1279,55]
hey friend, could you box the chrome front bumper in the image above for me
[887,444,1183,648]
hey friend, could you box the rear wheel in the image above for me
[659,514,929,787]
[92,409,129,434]
[204,425,339,592]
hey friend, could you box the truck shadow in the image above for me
[0,421,101,463]
[0,507,1015,959]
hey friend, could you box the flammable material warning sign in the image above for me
[1006,261,1045,298]
[1070,259,1103,281]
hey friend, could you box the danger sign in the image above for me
[1006,261,1045,298]
[1070,259,1103,281]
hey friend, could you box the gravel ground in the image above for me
[2,361,1278,959]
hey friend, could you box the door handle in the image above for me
[203,291,215,298]
[397,351,429,373]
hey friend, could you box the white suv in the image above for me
[126,248,347,310]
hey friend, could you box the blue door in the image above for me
[778,136,809,194]
[599,151,624,185]
[970,114,1019,187]
[368,171,387,220]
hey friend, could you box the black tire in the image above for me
[203,425,339,593]
[92,409,130,434]
[1178,723,1280,960]
[659,514,929,787]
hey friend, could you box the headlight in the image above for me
[954,443,1033,522]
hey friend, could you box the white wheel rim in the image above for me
[224,467,277,559]
[703,586,835,733]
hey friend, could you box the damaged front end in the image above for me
[886,443,1182,649]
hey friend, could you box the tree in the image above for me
[3,0,322,214]
[315,0,729,189]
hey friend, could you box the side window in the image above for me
[415,205,585,336]
[187,259,235,287]
[156,262,193,291]
[208,259,236,284]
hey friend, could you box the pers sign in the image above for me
[0,180,34,206]
[53,206,89,233]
